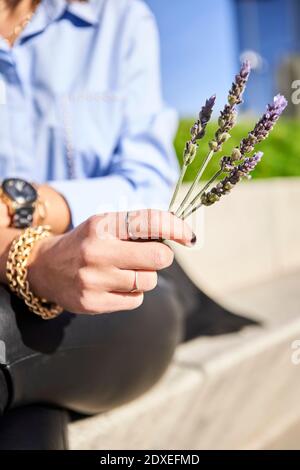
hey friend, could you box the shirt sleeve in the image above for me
[50,0,179,227]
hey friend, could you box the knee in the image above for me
[59,276,184,414]
[126,276,183,383]
[81,276,184,413]
[1,278,184,416]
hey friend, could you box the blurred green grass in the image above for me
[175,118,300,181]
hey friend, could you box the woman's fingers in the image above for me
[35,210,195,316]
[107,240,174,271]
[78,265,158,293]
[81,291,144,315]
[124,210,195,246]
[108,269,158,293]
[82,238,175,271]
[93,210,196,247]
[102,291,145,313]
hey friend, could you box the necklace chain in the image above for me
[0,0,76,180]
[0,0,40,44]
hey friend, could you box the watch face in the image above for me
[3,178,37,205]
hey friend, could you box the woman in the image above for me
[0,0,195,449]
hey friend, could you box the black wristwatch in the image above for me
[0,178,38,228]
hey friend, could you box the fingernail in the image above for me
[190,233,197,245]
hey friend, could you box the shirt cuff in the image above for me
[50,175,135,227]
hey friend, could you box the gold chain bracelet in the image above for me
[6,226,63,320]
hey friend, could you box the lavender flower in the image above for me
[211,93,287,186]
[183,152,263,217]
[175,61,251,217]
[210,60,251,152]
[190,95,216,142]
[169,62,287,222]
[183,95,216,166]
[202,152,263,205]
[183,94,287,218]
[169,95,216,211]
[239,94,287,156]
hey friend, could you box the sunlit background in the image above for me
[145,0,300,180]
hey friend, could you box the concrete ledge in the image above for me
[69,366,202,450]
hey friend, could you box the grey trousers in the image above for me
[0,260,252,449]
[0,271,184,449]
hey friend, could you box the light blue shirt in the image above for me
[0,0,178,226]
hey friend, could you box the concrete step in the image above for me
[68,269,300,449]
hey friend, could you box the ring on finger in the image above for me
[125,211,135,240]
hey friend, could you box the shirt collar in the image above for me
[67,0,103,26]
[45,0,103,25]
[16,0,103,44]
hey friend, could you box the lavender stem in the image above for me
[169,164,188,212]
[181,169,222,219]
[175,62,251,218]
[181,201,202,220]
[175,149,214,217]
[169,95,216,212]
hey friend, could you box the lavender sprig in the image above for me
[182,152,263,218]
[190,95,216,141]
[238,94,287,156]
[211,60,251,152]
[169,95,216,211]
[176,61,251,218]
[183,94,288,218]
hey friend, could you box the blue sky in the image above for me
[144,0,239,117]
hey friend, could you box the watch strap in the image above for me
[12,206,35,229]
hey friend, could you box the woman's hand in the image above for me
[28,210,195,315]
